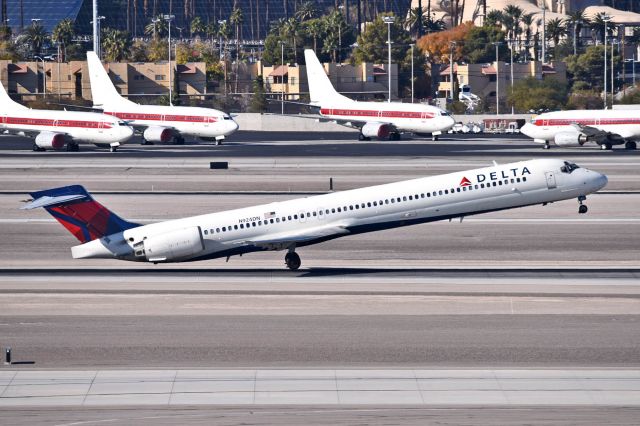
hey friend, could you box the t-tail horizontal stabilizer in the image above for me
[22,185,140,243]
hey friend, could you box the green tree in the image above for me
[190,16,205,38]
[205,21,218,46]
[485,10,503,28]
[295,2,318,22]
[590,12,615,44]
[567,9,589,53]
[352,14,409,65]
[305,18,324,53]
[507,77,568,112]
[23,22,49,57]
[51,18,75,60]
[144,15,168,39]
[248,75,268,112]
[322,10,353,63]
[545,17,567,58]
[101,28,132,61]
[460,25,507,64]
[282,17,302,63]
[502,5,524,41]
[565,45,607,92]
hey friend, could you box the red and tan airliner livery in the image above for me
[87,51,238,145]
[0,81,133,152]
[304,49,455,141]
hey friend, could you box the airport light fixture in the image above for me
[217,20,226,60]
[492,42,503,115]
[34,55,45,98]
[410,43,415,103]
[573,19,582,56]
[382,16,395,102]
[603,14,611,109]
[540,2,546,63]
[280,40,285,115]
[163,14,175,106]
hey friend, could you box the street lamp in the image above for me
[611,38,618,107]
[280,41,285,115]
[449,41,457,102]
[410,43,415,103]
[602,14,611,108]
[492,41,503,115]
[163,14,175,106]
[90,16,105,58]
[337,5,344,63]
[217,20,226,59]
[34,55,45,97]
[509,39,514,114]
[382,16,395,103]
[540,2,546,63]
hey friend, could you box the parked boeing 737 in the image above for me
[0,81,133,152]
[304,49,455,141]
[23,159,606,270]
[86,51,238,145]
[521,109,639,150]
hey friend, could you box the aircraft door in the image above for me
[545,171,557,189]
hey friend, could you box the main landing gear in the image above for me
[625,141,637,150]
[578,195,588,214]
[542,141,551,150]
[285,250,301,270]
[358,132,371,141]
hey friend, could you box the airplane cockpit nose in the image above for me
[520,123,534,137]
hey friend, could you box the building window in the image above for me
[155,75,165,81]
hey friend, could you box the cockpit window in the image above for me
[440,111,451,116]
[560,161,580,174]
[223,115,232,120]
[118,121,128,126]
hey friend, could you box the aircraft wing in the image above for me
[571,124,628,143]
[244,224,351,251]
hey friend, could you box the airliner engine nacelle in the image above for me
[361,122,392,139]
[35,132,66,150]
[143,126,174,143]
[140,226,204,262]
[554,132,587,147]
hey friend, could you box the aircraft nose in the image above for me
[520,123,534,137]
[444,115,455,130]
[593,172,608,191]
[122,126,134,141]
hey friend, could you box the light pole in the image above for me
[603,14,611,108]
[90,16,105,58]
[383,16,395,103]
[338,5,344,63]
[541,2,546,63]
[163,14,175,106]
[217,20,226,60]
[34,55,45,97]
[492,42,503,115]
[611,38,617,107]
[449,41,457,102]
[509,39,514,114]
[410,43,415,103]
[280,41,285,115]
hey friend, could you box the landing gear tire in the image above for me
[174,136,185,145]
[285,251,301,270]
[32,143,45,152]
[625,141,637,150]
[141,139,154,145]
[66,143,79,152]
[432,134,439,141]
[358,132,370,141]
[600,142,612,150]
[390,132,401,141]
[110,146,117,152]
[215,139,223,146]
[578,195,588,214]
[543,142,551,150]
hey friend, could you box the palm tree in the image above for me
[521,12,535,58]
[305,19,323,53]
[144,15,168,39]
[503,5,524,41]
[590,12,614,44]
[23,22,49,57]
[295,1,318,22]
[217,19,232,95]
[102,28,132,61]
[205,21,218,45]
[485,10,503,28]
[545,17,567,58]
[51,18,75,61]
[190,16,205,39]
[567,9,589,53]
[282,17,301,62]
[405,7,424,39]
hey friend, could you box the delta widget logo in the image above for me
[459,177,472,187]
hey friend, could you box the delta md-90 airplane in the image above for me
[520,109,640,150]
[0,81,133,152]
[23,159,606,270]
[304,49,455,141]
[86,51,239,145]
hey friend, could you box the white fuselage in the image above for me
[103,103,239,139]
[319,100,456,134]
[73,159,607,263]
[521,109,640,143]
[0,109,134,144]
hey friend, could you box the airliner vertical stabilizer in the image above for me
[304,49,351,105]
[0,80,28,111]
[86,51,137,109]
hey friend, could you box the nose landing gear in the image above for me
[578,195,588,214]
[285,250,301,270]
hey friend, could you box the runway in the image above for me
[1,132,639,423]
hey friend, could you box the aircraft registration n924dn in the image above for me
[0,82,133,152]
[22,159,607,270]
[304,49,456,141]
[86,51,239,145]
